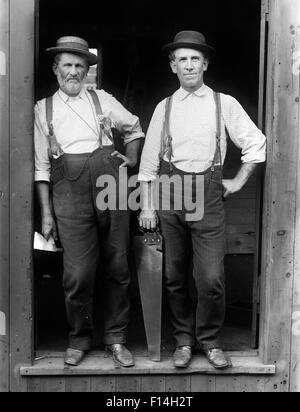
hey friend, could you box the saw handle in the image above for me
[138,228,163,252]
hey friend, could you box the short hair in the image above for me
[168,51,176,62]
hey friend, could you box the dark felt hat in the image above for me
[46,36,98,66]
[163,30,215,56]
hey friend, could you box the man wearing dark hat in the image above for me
[34,36,144,367]
[138,31,266,369]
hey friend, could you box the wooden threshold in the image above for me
[20,351,275,376]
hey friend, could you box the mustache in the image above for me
[66,76,81,81]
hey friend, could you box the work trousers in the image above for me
[158,160,226,350]
[51,146,131,351]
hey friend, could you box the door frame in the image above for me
[4,0,300,392]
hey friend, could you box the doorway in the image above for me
[34,0,263,355]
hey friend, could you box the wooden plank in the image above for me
[27,378,42,393]
[225,209,255,226]
[216,376,241,392]
[215,376,265,392]
[190,376,216,392]
[290,0,300,393]
[226,224,255,235]
[165,376,191,392]
[239,377,265,392]
[141,376,166,392]
[251,0,270,348]
[9,0,35,392]
[116,376,141,392]
[259,0,299,393]
[65,377,91,392]
[91,377,116,392]
[39,377,66,393]
[225,233,255,254]
[0,0,10,393]
[20,354,276,376]
[258,0,269,130]
[225,198,256,209]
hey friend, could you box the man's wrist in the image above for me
[41,209,53,218]
[127,155,137,166]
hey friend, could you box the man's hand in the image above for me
[139,210,158,231]
[222,178,243,198]
[222,163,258,198]
[41,212,58,241]
[111,151,137,168]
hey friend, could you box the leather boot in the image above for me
[173,346,192,368]
[64,348,86,366]
[204,348,230,369]
[106,344,135,367]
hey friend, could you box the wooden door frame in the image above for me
[259,0,300,392]
[3,0,300,392]
[0,0,10,394]
[8,0,35,392]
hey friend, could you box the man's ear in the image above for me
[203,58,209,72]
[170,60,177,74]
[52,62,58,76]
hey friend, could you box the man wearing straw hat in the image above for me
[34,36,144,367]
[138,31,266,369]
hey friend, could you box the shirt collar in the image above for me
[176,84,209,101]
[57,88,89,103]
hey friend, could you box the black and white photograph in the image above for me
[0,0,300,395]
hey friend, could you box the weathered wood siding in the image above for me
[23,375,271,392]
[289,0,300,394]
[0,0,10,394]
[259,0,300,393]
[225,174,257,254]
[9,0,35,392]
[2,0,300,393]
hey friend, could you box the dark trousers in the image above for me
[51,147,131,350]
[158,161,226,350]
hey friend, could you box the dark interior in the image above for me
[35,0,262,354]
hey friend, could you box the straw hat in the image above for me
[46,36,98,65]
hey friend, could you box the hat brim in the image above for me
[163,42,216,57]
[46,47,98,66]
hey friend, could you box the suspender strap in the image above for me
[88,89,114,146]
[160,96,173,170]
[212,91,223,171]
[88,89,103,116]
[160,91,224,173]
[46,96,53,133]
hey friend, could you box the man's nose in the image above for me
[185,59,193,70]
[69,65,77,75]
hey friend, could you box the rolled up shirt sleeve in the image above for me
[138,100,166,182]
[100,91,145,145]
[34,102,51,182]
[222,94,266,164]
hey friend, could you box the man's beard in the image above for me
[58,74,85,96]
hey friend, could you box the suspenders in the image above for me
[160,91,224,172]
[159,96,174,169]
[45,89,113,157]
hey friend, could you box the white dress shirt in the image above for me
[35,88,144,182]
[138,84,266,182]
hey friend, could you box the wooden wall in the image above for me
[22,374,271,392]
[0,0,10,394]
[8,0,35,392]
[2,0,300,393]
[259,0,300,393]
